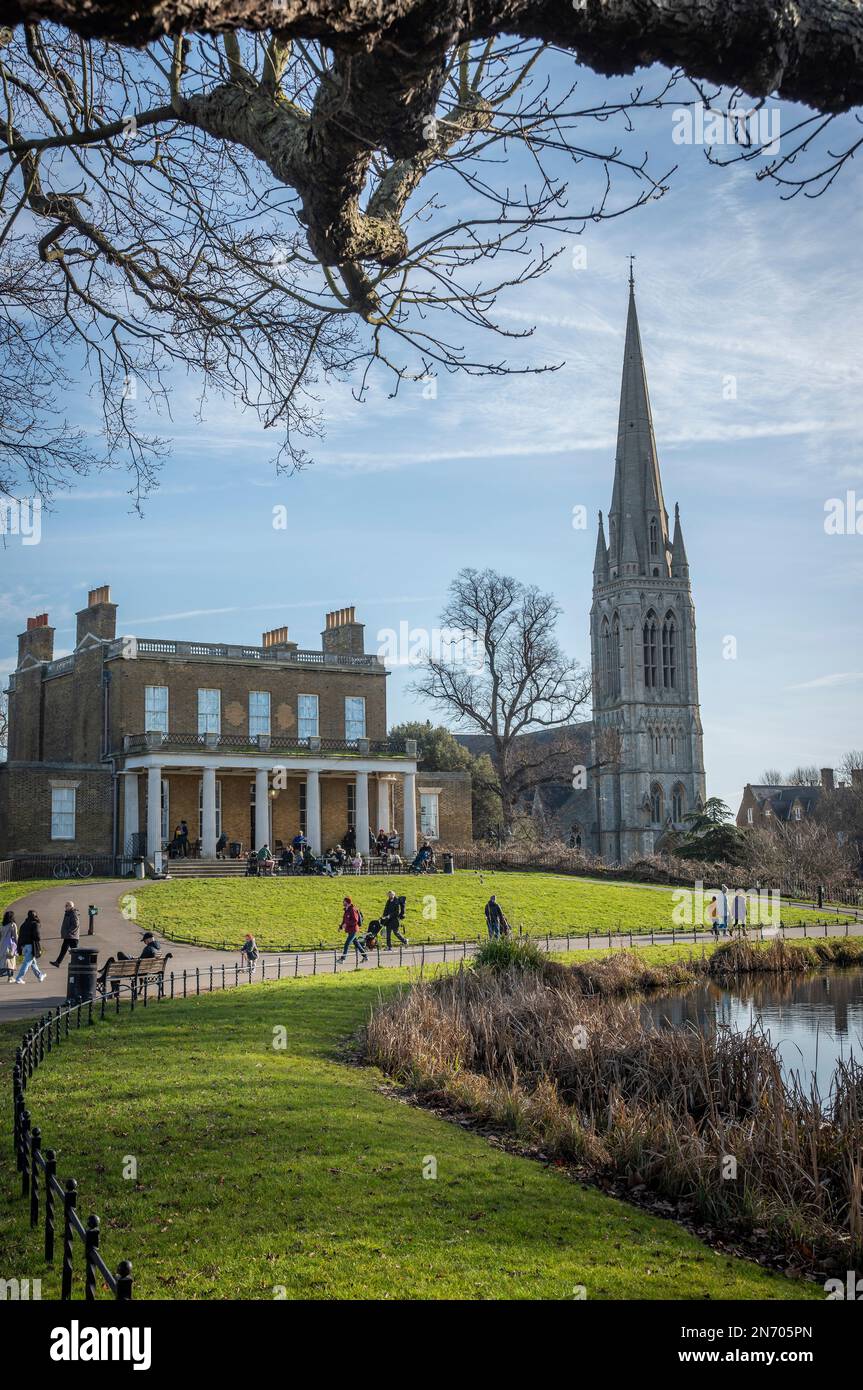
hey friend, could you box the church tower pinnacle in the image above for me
[588,270,706,863]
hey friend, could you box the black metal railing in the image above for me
[120,732,412,757]
[6,855,138,881]
[13,998,133,1301]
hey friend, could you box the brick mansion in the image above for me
[0,594,472,863]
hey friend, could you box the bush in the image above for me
[474,935,546,972]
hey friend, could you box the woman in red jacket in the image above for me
[338,896,368,964]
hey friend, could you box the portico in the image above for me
[121,750,419,860]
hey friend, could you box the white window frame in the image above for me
[345,696,366,741]
[747,807,754,825]
[145,685,169,734]
[51,786,76,841]
[419,790,440,840]
[197,688,221,736]
[249,690,271,738]
[298,694,319,740]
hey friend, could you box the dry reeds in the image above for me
[364,948,863,1270]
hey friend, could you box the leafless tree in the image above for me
[411,567,590,826]
[1,2,860,502]
[759,768,784,785]
[786,764,822,786]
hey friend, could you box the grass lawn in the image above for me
[0,966,818,1301]
[126,871,849,952]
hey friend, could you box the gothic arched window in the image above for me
[600,617,611,697]
[672,784,685,823]
[650,783,664,824]
[611,614,621,698]
[649,517,658,556]
[662,611,676,689]
[643,611,658,689]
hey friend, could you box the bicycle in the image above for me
[52,856,95,879]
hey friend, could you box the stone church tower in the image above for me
[589,274,706,863]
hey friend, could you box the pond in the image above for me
[641,965,863,1097]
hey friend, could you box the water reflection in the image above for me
[641,966,863,1096]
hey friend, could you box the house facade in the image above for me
[736,768,862,829]
[0,591,472,863]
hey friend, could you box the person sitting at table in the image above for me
[279,845,294,871]
[245,850,259,876]
[301,845,316,873]
[256,843,275,874]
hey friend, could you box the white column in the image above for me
[146,765,162,862]
[202,766,218,857]
[403,771,417,857]
[376,776,391,833]
[124,771,139,852]
[255,768,270,850]
[355,771,370,857]
[306,770,321,854]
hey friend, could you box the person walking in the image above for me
[1,911,18,980]
[239,934,259,968]
[50,900,81,968]
[484,895,509,940]
[732,887,747,934]
[381,892,408,949]
[337,896,368,963]
[15,910,46,983]
[707,895,720,940]
[718,884,730,937]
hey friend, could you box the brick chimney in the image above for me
[262,625,297,656]
[75,585,118,647]
[821,767,835,792]
[322,606,365,657]
[17,613,54,668]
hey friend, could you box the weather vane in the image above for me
[628,254,636,288]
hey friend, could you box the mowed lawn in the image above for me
[127,871,844,952]
[0,968,818,1301]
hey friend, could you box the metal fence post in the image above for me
[61,1178,77,1300]
[44,1149,57,1262]
[115,1260,133,1301]
[84,1215,100,1300]
[29,1126,40,1227]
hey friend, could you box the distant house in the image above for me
[737,767,862,829]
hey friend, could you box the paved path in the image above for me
[1,879,860,1025]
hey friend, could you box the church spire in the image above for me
[593,510,609,582]
[670,502,689,578]
[608,272,669,577]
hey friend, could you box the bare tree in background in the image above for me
[786,765,822,786]
[759,768,785,785]
[0,3,860,502]
[411,567,590,827]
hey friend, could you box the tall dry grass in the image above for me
[364,946,863,1269]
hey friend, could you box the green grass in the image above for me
[0,967,819,1300]
[126,871,847,952]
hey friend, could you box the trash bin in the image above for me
[134,858,145,880]
[230,841,242,859]
[443,852,454,875]
[67,947,99,1004]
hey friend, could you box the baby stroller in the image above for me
[362,919,382,951]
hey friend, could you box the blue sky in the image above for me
[2,52,862,812]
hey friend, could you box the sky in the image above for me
[2,48,862,812]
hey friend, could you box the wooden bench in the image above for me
[98,953,173,999]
